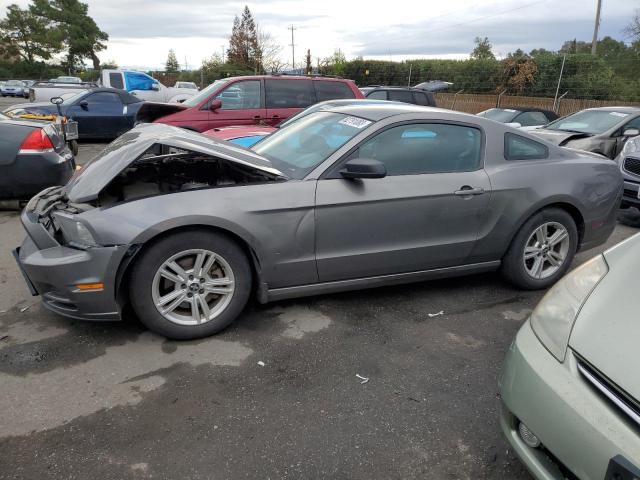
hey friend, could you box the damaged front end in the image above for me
[15,123,285,321]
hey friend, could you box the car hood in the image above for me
[203,125,276,141]
[136,101,188,123]
[569,233,640,402]
[529,129,594,146]
[64,123,284,203]
[4,101,55,113]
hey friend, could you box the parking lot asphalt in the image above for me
[1,102,638,479]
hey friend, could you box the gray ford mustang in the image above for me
[15,104,623,339]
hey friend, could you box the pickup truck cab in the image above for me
[101,70,196,103]
[151,75,363,132]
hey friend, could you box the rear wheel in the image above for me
[501,208,578,289]
[129,231,252,339]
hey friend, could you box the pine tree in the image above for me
[227,6,261,71]
[165,48,180,73]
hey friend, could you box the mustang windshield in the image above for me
[544,110,629,135]
[252,112,371,179]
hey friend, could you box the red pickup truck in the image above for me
[148,75,363,132]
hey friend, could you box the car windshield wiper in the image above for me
[546,127,591,134]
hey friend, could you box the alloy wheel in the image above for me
[151,249,235,326]
[522,222,570,280]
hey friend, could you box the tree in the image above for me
[501,56,538,93]
[227,6,261,71]
[30,0,108,72]
[625,9,640,41]
[257,29,283,73]
[165,49,180,73]
[0,4,61,63]
[471,37,495,60]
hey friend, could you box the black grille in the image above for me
[576,356,640,429]
[623,157,640,177]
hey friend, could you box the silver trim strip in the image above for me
[577,362,640,428]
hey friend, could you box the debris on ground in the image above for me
[356,374,369,384]
[257,361,265,367]
[428,310,444,317]
[19,304,32,313]
[0,335,8,342]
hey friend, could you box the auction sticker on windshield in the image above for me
[339,117,372,129]
[610,112,629,117]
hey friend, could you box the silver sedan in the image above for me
[15,104,622,339]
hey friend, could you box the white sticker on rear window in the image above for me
[610,112,629,117]
[503,109,517,112]
[339,116,371,129]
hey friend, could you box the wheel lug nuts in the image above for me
[199,278,205,283]
[187,293,193,298]
[199,289,204,294]
[181,284,186,289]
[189,275,194,280]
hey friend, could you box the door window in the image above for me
[366,90,387,100]
[387,90,414,103]
[513,111,550,126]
[124,72,156,91]
[265,79,315,108]
[357,123,482,175]
[85,92,122,104]
[314,81,355,101]
[623,116,640,131]
[216,80,261,110]
[413,92,430,106]
[109,73,124,90]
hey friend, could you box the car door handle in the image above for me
[271,115,280,119]
[454,187,485,196]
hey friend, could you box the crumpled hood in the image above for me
[135,101,188,123]
[529,129,593,146]
[569,233,640,402]
[64,123,284,203]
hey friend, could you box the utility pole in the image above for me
[221,45,225,63]
[553,54,566,111]
[591,0,602,55]
[289,25,296,70]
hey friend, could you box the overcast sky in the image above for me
[0,0,637,70]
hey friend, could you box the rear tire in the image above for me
[501,208,578,290]
[129,230,252,339]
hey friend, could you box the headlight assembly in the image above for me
[55,215,97,248]
[530,255,608,362]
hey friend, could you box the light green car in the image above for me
[500,233,640,479]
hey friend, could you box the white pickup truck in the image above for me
[29,69,197,104]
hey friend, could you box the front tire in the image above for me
[129,230,252,339]
[501,208,578,290]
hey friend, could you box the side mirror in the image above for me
[79,100,89,110]
[340,158,386,179]
[506,122,522,128]
[623,128,640,137]
[151,83,160,91]
[50,96,63,105]
[210,99,222,111]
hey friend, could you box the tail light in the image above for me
[19,128,54,154]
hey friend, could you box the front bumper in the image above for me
[15,206,130,321]
[499,322,640,479]
[621,179,640,209]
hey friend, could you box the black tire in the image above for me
[501,208,578,290]
[129,230,252,339]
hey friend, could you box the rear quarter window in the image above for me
[314,81,355,102]
[504,133,549,161]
